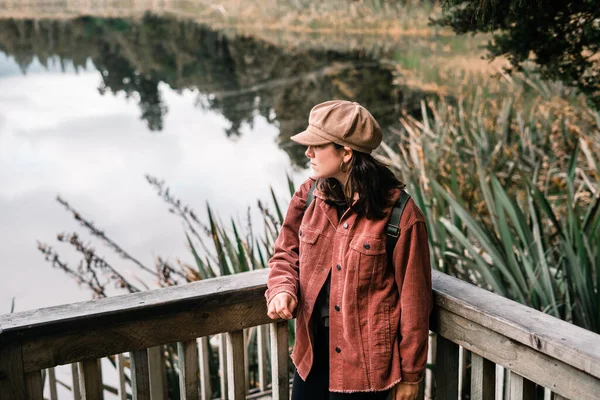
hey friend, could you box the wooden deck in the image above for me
[1,269,599,399]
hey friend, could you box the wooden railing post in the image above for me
[148,346,167,400]
[436,335,459,400]
[79,359,104,400]
[219,333,229,400]
[510,371,536,400]
[198,336,213,400]
[25,372,44,400]
[71,363,82,400]
[257,324,270,392]
[130,350,151,400]
[270,321,289,400]
[470,353,495,400]
[48,367,58,400]
[0,344,27,400]
[226,330,246,399]
[178,340,200,400]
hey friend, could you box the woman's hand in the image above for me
[267,292,297,320]
[392,381,420,400]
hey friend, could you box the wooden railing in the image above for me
[1,269,599,400]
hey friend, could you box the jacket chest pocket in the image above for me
[348,236,386,279]
[298,226,322,267]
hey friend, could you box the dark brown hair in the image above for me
[317,143,405,220]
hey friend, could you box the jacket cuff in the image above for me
[265,288,298,307]
[401,371,424,384]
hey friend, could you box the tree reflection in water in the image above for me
[0,14,433,167]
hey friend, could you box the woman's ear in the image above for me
[343,147,353,163]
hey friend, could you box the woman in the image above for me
[265,100,432,400]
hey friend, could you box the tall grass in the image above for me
[379,73,600,332]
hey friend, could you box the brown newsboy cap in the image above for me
[290,100,382,154]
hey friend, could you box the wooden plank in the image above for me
[19,297,272,372]
[226,330,246,400]
[71,363,82,400]
[256,325,269,392]
[435,309,600,400]
[24,372,43,400]
[431,270,600,380]
[470,353,495,400]
[178,340,200,400]
[0,344,26,400]
[148,346,167,400]
[48,367,58,400]
[198,336,212,400]
[270,321,289,400]
[436,335,459,400]
[425,333,436,400]
[78,359,103,400]
[219,333,229,400]
[243,329,250,393]
[0,270,270,340]
[510,371,536,400]
[130,349,151,400]
[116,355,127,400]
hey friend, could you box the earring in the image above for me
[340,161,349,173]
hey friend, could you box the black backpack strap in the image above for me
[386,189,411,265]
[305,180,318,211]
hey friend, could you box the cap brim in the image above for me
[290,129,331,146]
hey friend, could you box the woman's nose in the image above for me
[305,147,314,158]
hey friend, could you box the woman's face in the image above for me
[305,143,352,181]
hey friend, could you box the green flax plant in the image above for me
[379,73,600,332]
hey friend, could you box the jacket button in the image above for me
[299,230,302,236]
[334,305,340,312]
[335,347,341,353]
[363,243,371,250]
[336,264,341,271]
[343,223,348,229]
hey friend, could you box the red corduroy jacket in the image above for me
[265,177,432,393]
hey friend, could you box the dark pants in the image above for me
[291,322,391,400]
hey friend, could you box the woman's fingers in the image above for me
[267,293,295,320]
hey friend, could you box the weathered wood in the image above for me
[435,309,600,400]
[148,346,167,400]
[470,353,495,400]
[425,333,436,400]
[71,363,82,400]
[510,372,536,400]
[432,270,600,380]
[257,324,269,392]
[270,321,289,400]
[24,371,43,400]
[12,275,272,372]
[130,349,151,400]
[436,335,459,400]
[0,270,269,340]
[116,354,127,400]
[244,329,250,393]
[219,333,229,400]
[78,359,103,400]
[198,336,212,400]
[48,367,58,400]
[178,340,200,400]
[226,330,246,399]
[0,344,26,400]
